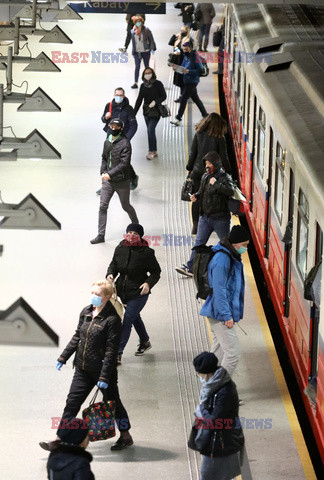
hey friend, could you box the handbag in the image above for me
[213,29,222,47]
[158,103,171,118]
[82,388,116,442]
[228,185,247,216]
[181,173,194,201]
[109,280,125,321]
[168,34,177,46]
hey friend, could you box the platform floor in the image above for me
[0,4,316,480]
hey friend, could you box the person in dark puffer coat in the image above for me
[188,352,244,480]
[106,223,161,363]
[176,151,234,277]
[47,418,94,480]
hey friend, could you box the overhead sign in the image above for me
[70,2,166,14]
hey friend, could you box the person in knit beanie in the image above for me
[199,224,250,377]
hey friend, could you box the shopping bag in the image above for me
[228,185,247,216]
[82,388,116,442]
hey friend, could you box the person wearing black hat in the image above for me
[90,118,139,244]
[199,225,250,376]
[170,41,208,126]
[188,352,244,480]
[46,418,95,480]
[106,223,161,363]
[176,151,234,277]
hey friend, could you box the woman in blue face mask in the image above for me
[130,15,157,89]
[188,351,244,480]
[40,280,134,452]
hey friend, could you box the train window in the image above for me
[297,189,309,280]
[242,73,246,126]
[256,106,266,177]
[247,84,251,139]
[274,142,285,224]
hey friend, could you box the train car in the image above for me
[222,3,324,463]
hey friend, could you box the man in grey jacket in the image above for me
[90,119,139,244]
[195,3,215,52]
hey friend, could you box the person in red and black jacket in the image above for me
[40,280,134,452]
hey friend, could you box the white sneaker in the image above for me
[119,47,126,53]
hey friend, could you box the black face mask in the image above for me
[184,51,190,56]
[111,129,121,136]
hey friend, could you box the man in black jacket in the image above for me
[100,87,139,191]
[91,119,139,245]
[107,223,161,363]
[176,151,234,276]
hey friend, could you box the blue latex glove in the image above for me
[97,381,108,389]
[56,361,63,371]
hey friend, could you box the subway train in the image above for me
[220,2,324,464]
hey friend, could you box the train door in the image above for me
[250,95,257,211]
[309,224,323,379]
[264,127,274,258]
[283,168,295,317]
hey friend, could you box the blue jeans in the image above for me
[187,214,231,271]
[144,115,160,151]
[119,294,149,354]
[133,51,150,83]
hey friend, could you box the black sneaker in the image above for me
[135,340,152,356]
[175,265,193,277]
[174,97,182,103]
[130,174,139,191]
[131,83,138,89]
[90,235,105,244]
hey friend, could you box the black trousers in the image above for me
[61,367,131,432]
[176,83,208,121]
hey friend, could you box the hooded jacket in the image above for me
[181,49,203,85]
[196,165,234,219]
[200,240,245,322]
[106,239,161,302]
[47,444,94,480]
[58,301,121,382]
[101,97,137,140]
[187,131,231,179]
[188,366,244,457]
[100,132,131,181]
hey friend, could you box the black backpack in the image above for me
[196,53,209,77]
[304,259,322,302]
[193,246,233,300]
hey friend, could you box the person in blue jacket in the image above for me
[200,225,250,376]
[100,87,139,192]
[171,41,208,126]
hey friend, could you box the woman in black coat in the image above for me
[186,112,231,234]
[134,67,167,160]
[40,280,133,452]
[47,418,94,480]
[188,352,244,480]
[106,223,161,364]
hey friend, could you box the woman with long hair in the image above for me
[186,112,231,234]
[130,15,156,89]
[168,25,192,103]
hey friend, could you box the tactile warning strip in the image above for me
[162,68,210,479]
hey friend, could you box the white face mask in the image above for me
[144,74,152,81]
